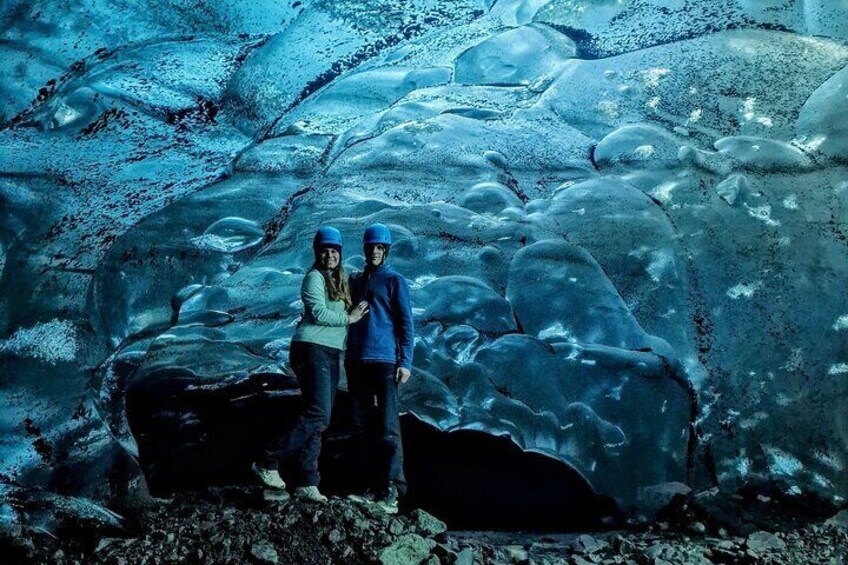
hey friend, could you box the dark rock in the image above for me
[825,510,848,530]
[389,518,406,536]
[504,544,528,562]
[714,539,739,550]
[689,484,841,535]
[309,508,323,523]
[411,509,448,536]
[351,517,370,535]
[571,534,607,554]
[746,531,786,552]
[645,543,672,560]
[455,547,475,565]
[94,537,121,553]
[327,529,345,544]
[249,541,278,564]
[689,522,706,535]
[432,542,457,562]
[637,483,692,517]
[379,533,436,565]
[262,489,290,503]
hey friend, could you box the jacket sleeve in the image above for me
[301,271,349,327]
[393,275,415,370]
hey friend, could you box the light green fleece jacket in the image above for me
[292,269,349,350]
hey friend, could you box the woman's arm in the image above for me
[301,271,349,327]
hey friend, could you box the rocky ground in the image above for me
[1,486,846,564]
[452,519,848,565]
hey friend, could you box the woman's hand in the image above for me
[348,301,369,324]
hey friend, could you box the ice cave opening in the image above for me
[127,374,619,531]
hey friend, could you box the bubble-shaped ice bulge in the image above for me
[2,0,847,527]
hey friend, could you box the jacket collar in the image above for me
[365,262,388,275]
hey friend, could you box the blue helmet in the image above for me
[363,223,392,246]
[313,226,343,249]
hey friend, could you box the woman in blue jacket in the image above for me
[346,223,415,514]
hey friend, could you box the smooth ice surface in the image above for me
[796,63,848,160]
[454,23,576,86]
[412,276,517,334]
[594,124,687,171]
[507,241,653,349]
[2,0,848,527]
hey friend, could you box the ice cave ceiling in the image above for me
[1,0,847,525]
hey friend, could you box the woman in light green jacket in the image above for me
[253,227,368,502]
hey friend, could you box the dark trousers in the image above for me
[263,341,341,487]
[346,360,406,496]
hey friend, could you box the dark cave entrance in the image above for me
[126,373,620,531]
[399,417,621,530]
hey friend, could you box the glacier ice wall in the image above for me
[1,0,847,520]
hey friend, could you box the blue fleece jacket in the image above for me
[346,264,414,369]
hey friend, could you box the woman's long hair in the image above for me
[313,248,352,308]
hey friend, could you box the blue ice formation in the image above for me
[1,0,847,526]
